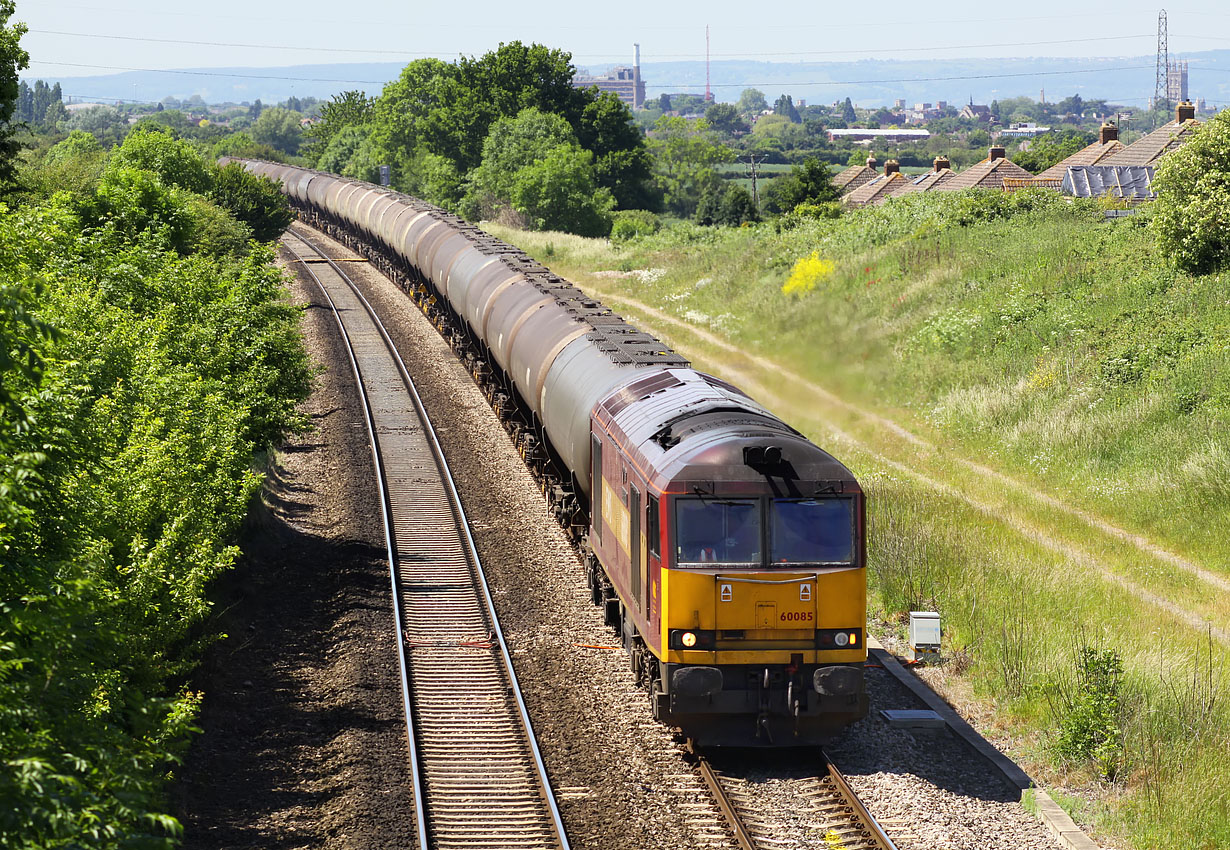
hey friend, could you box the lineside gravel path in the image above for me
[293,222,1068,850]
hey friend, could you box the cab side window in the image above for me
[647,495,659,558]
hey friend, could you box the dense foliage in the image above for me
[0,0,29,188]
[0,120,310,847]
[1011,128,1095,173]
[301,42,652,235]
[1150,109,1230,274]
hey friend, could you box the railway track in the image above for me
[691,744,897,850]
[283,227,570,850]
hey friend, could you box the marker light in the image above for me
[681,632,698,648]
[849,633,858,645]
[835,632,850,647]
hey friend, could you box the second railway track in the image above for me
[283,226,569,850]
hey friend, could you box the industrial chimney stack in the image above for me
[632,43,644,110]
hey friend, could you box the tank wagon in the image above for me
[237,159,868,745]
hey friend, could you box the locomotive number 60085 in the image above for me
[780,611,814,622]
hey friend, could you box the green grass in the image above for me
[486,191,1230,849]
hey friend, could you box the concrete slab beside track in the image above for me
[867,637,1100,850]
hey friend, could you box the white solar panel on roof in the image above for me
[1062,166,1156,200]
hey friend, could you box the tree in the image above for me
[1011,129,1094,173]
[250,106,304,155]
[371,43,650,212]
[575,91,654,210]
[703,102,744,135]
[462,107,613,236]
[658,93,672,112]
[773,94,801,123]
[766,157,838,213]
[841,97,857,124]
[109,126,213,194]
[248,98,263,119]
[509,145,614,236]
[717,184,759,225]
[1151,109,1230,274]
[464,107,580,214]
[63,105,128,147]
[208,162,294,242]
[302,89,374,163]
[0,0,29,187]
[736,88,768,116]
[645,115,732,216]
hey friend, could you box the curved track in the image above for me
[283,228,570,850]
[691,745,897,850]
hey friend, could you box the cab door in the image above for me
[630,485,648,613]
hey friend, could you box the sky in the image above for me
[15,0,1230,99]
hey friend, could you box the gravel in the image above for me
[174,220,1064,849]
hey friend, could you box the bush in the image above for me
[208,162,294,242]
[1053,646,1125,781]
[1151,109,1230,274]
[610,209,661,242]
[108,126,212,194]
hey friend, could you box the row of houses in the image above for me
[836,101,1203,207]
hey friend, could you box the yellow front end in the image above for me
[660,566,866,664]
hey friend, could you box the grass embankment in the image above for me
[487,191,1230,849]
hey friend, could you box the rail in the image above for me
[689,741,897,850]
[283,227,570,850]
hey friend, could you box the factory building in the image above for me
[573,44,646,109]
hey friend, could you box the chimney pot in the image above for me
[866,156,877,169]
[1099,123,1118,144]
[884,159,900,176]
[933,156,950,172]
[989,145,1006,161]
[1176,100,1196,122]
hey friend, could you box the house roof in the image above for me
[1102,119,1200,167]
[843,172,911,207]
[938,156,1034,191]
[1034,138,1125,180]
[901,168,956,193]
[833,163,877,194]
[1062,165,1156,200]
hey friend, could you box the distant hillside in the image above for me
[28,52,1230,109]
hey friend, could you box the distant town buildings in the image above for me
[1167,60,1189,104]
[959,102,993,121]
[572,44,645,109]
[827,128,930,143]
[1000,122,1051,137]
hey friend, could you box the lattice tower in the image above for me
[1155,9,1169,113]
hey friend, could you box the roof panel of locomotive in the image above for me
[597,369,857,492]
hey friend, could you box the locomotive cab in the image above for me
[591,370,868,746]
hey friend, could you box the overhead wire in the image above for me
[27,27,1159,62]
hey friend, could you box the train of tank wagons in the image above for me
[233,159,868,746]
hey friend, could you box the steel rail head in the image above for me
[686,741,758,850]
[821,750,899,850]
[281,231,430,850]
[283,227,570,850]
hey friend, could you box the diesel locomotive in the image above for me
[234,159,868,745]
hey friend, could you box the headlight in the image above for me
[835,632,849,647]
[681,631,697,648]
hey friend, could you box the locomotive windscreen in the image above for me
[770,498,855,565]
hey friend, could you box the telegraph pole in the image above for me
[742,154,766,207]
